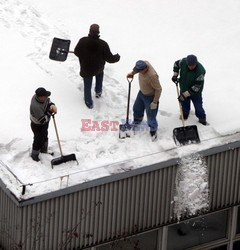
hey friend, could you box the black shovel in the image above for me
[49,37,73,62]
[119,78,133,139]
[51,115,78,168]
[173,84,200,146]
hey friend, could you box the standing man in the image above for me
[127,60,162,140]
[171,54,207,125]
[30,87,57,162]
[74,24,120,109]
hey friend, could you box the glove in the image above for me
[150,102,158,109]
[178,91,190,102]
[127,72,134,79]
[171,75,178,84]
[39,115,48,124]
[115,53,120,62]
[178,94,186,102]
[49,105,57,114]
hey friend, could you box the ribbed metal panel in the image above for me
[0,144,240,249]
[6,165,177,250]
[0,188,20,249]
[207,147,240,210]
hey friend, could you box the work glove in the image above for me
[178,91,190,102]
[49,105,57,114]
[39,115,48,124]
[115,53,120,62]
[127,72,134,79]
[171,75,179,84]
[150,102,158,110]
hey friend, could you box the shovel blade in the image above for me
[49,37,71,62]
[119,124,133,139]
[173,125,200,146]
[51,154,78,168]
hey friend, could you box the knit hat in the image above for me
[35,87,51,97]
[133,60,148,73]
[186,55,198,66]
[89,24,100,36]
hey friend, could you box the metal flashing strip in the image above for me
[11,139,240,207]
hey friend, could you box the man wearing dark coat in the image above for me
[74,24,120,109]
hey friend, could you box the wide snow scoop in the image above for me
[173,84,200,146]
[49,37,73,62]
[51,115,78,168]
[119,78,133,139]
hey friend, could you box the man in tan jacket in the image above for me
[127,60,162,139]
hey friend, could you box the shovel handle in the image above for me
[176,84,186,127]
[52,114,63,156]
[125,78,133,123]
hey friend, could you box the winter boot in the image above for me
[31,149,40,162]
[132,117,143,131]
[40,140,48,153]
[199,118,207,126]
[85,102,93,109]
[150,130,157,141]
[95,92,102,98]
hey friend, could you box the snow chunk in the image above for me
[173,154,209,220]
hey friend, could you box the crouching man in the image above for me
[30,87,57,162]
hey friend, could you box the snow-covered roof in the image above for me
[1,0,240,201]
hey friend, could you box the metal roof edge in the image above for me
[0,177,21,206]
[13,139,240,207]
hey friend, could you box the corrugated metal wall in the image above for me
[207,147,240,210]
[13,166,178,250]
[0,188,20,250]
[0,145,240,250]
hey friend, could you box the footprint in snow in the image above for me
[159,110,172,117]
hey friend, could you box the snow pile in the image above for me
[173,154,209,220]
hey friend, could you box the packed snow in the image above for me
[0,0,240,210]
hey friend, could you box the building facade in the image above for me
[0,140,240,250]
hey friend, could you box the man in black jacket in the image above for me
[74,24,120,109]
[30,87,57,162]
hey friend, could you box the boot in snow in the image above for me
[31,149,40,162]
[199,118,207,126]
[150,130,157,141]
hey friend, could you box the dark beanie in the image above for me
[89,24,100,36]
[186,55,198,66]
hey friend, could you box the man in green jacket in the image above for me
[171,54,207,125]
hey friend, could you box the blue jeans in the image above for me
[83,72,103,106]
[133,91,158,131]
[181,95,206,119]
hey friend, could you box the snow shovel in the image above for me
[51,114,78,168]
[49,37,73,62]
[119,78,133,139]
[173,83,200,146]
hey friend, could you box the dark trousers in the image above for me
[181,95,206,119]
[31,122,49,151]
[133,91,159,131]
[83,72,104,106]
